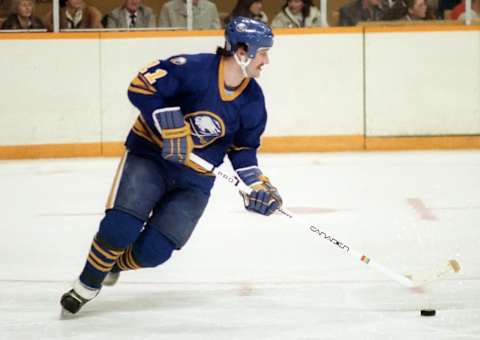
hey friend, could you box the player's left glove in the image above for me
[236,166,282,216]
[153,107,193,164]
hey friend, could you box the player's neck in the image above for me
[223,57,246,88]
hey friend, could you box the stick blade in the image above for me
[407,259,461,288]
[448,259,461,273]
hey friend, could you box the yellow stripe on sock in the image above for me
[117,256,129,271]
[92,239,122,260]
[125,248,140,270]
[87,255,111,272]
[89,251,114,270]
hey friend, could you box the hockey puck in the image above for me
[420,309,436,316]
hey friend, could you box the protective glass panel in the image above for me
[330,0,476,26]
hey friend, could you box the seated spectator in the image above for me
[385,0,435,19]
[339,0,386,26]
[44,0,102,31]
[158,0,220,29]
[1,0,45,30]
[403,0,429,19]
[271,0,321,28]
[224,0,268,25]
[104,0,155,29]
[437,0,461,18]
[449,0,465,18]
[457,0,479,19]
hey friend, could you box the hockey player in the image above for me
[60,16,282,315]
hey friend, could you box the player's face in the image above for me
[246,48,270,78]
[17,0,33,17]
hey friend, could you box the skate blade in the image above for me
[59,308,76,320]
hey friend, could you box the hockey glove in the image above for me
[153,107,193,164]
[237,166,282,216]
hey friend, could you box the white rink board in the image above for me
[261,33,364,136]
[365,30,480,136]
[99,33,364,141]
[100,35,224,142]
[0,39,102,145]
[0,32,364,146]
[0,29,480,147]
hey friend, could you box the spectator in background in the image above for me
[457,0,479,19]
[403,0,429,19]
[1,0,44,30]
[339,0,386,25]
[437,0,461,18]
[449,0,465,19]
[104,0,155,29]
[384,0,435,19]
[271,0,321,28]
[224,0,268,25]
[158,0,220,29]
[44,0,102,31]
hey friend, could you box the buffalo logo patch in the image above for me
[185,111,225,147]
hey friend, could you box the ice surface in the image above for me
[1,151,479,340]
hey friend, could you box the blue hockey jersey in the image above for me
[126,53,268,192]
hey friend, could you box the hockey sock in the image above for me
[111,226,175,272]
[114,245,141,272]
[79,234,124,289]
[79,209,145,288]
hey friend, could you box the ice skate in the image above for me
[102,271,120,286]
[60,278,100,317]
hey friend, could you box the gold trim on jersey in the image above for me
[128,86,156,96]
[229,144,254,152]
[218,57,250,101]
[138,73,158,92]
[133,115,164,147]
[130,115,214,175]
[128,73,157,95]
[106,151,128,210]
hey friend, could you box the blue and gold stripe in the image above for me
[116,246,141,271]
[86,236,123,273]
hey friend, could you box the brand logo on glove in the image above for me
[185,111,225,147]
[309,225,350,252]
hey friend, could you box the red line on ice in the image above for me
[406,198,438,221]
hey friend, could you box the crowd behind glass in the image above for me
[0,0,478,31]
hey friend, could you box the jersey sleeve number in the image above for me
[140,61,168,85]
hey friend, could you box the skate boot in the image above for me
[102,271,120,287]
[60,278,100,315]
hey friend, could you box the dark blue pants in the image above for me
[109,151,210,249]
[80,151,210,288]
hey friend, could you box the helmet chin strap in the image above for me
[233,53,252,78]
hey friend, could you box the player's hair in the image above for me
[216,42,248,57]
[281,0,314,25]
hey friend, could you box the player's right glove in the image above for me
[236,166,282,216]
[153,107,193,164]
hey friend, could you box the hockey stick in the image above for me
[189,153,460,288]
